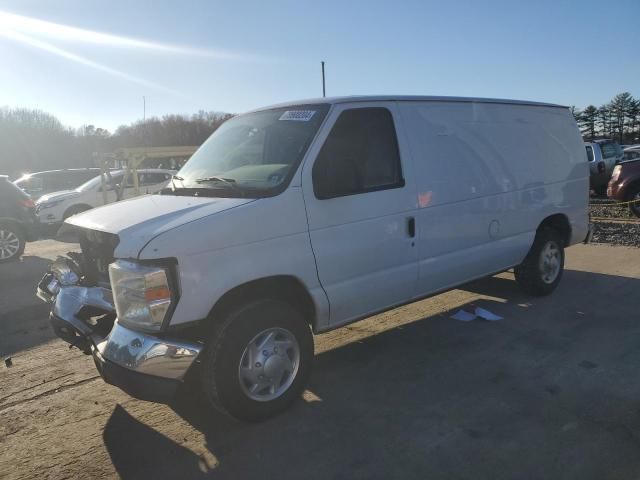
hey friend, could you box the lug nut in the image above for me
[255,362,262,368]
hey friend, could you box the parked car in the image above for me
[585,139,623,195]
[0,175,38,262]
[622,146,640,162]
[13,168,104,200]
[608,152,640,217]
[36,96,590,421]
[35,169,175,227]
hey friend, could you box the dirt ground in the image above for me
[2,240,640,479]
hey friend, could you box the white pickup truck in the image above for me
[37,96,591,421]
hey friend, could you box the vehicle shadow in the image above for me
[0,255,57,357]
[103,405,212,479]
[103,269,640,479]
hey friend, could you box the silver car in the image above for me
[585,140,623,195]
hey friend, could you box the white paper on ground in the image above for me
[474,307,503,321]
[451,310,477,322]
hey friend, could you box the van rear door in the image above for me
[302,102,418,327]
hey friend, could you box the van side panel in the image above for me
[139,187,331,331]
[398,101,588,295]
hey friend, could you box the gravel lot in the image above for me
[2,240,640,479]
[589,198,640,247]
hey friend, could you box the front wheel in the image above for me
[515,227,565,296]
[200,299,314,422]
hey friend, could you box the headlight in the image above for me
[109,260,174,331]
[37,199,64,210]
[611,165,621,182]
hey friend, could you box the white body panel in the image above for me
[65,96,589,333]
[398,101,588,296]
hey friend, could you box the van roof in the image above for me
[252,95,567,112]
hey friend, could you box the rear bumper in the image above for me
[22,219,39,241]
[39,278,202,403]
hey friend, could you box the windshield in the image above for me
[173,104,329,197]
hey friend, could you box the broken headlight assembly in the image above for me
[50,256,82,286]
[108,260,176,331]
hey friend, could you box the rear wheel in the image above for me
[0,223,25,263]
[627,186,640,218]
[200,298,314,422]
[515,227,564,296]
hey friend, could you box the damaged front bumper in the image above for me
[37,272,202,403]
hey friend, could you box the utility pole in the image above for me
[143,96,146,122]
[321,61,326,97]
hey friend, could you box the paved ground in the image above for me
[1,240,640,479]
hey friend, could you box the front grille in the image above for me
[76,228,120,285]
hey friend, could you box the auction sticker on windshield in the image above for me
[279,110,316,121]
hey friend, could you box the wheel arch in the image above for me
[0,217,25,235]
[623,177,640,200]
[537,213,571,247]
[206,275,317,332]
[63,203,93,220]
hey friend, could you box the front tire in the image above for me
[0,223,25,263]
[515,227,564,296]
[200,299,314,422]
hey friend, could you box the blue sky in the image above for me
[0,0,638,131]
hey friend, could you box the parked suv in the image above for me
[13,168,103,200]
[585,140,623,195]
[608,152,640,217]
[35,169,174,227]
[0,175,38,262]
[36,96,590,421]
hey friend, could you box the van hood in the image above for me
[65,194,255,258]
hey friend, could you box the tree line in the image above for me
[0,108,233,178]
[571,92,640,144]
[2,92,638,178]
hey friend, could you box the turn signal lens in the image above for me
[144,285,172,302]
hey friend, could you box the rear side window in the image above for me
[139,172,171,185]
[585,146,594,162]
[600,143,618,159]
[313,107,404,199]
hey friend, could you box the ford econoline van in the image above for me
[37,96,591,421]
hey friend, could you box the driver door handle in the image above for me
[407,217,416,238]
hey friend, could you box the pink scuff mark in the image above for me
[418,191,433,208]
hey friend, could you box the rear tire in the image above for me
[0,222,25,263]
[515,227,564,296]
[627,186,640,218]
[200,298,314,422]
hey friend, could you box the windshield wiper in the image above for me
[194,175,236,185]
[194,176,244,195]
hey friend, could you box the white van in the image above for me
[37,96,591,421]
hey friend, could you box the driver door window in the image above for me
[312,108,404,199]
